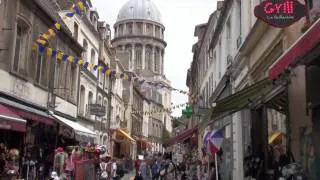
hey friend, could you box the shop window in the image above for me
[13,19,29,75]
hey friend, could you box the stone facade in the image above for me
[187,0,320,179]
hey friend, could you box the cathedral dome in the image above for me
[116,0,162,24]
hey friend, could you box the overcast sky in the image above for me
[92,0,217,116]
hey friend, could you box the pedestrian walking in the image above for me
[65,152,75,180]
[139,157,151,180]
[135,156,140,176]
[151,159,160,180]
[111,159,119,180]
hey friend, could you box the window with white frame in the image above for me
[90,49,95,71]
[70,64,77,100]
[98,68,104,86]
[79,86,85,115]
[13,19,29,75]
[83,40,88,61]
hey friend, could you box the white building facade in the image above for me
[190,0,263,179]
[60,7,102,143]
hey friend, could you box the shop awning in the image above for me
[112,128,136,143]
[0,97,54,125]
[268,19,320,80]
[134,136,149,144]
[0,104,26,132]
[268,132,283,144]
[51,114,96,138]
[164,126,198,147]
[202,79,270,126]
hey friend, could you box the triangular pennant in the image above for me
[83,62,89,69]
[62,54,68,61]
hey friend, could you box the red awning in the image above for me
[165,127,198,147]
[268,19,320,80]
[0,104,26,132]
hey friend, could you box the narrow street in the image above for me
[0,0,320,179]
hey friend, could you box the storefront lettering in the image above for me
[254,0,307,28]
[264,1,294,15]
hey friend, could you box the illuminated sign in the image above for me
[254,0,307,28]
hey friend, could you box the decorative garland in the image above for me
[36,1,90,46]
[32,0,205,102]
[131,103,187,115]
[33,43,196,96]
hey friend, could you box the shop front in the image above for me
[50,113,97,147]
[0,103,26,155]
[134,136,151,155]
[202,77,293,179]
[0,93,57,179]
[165,126,198,175]
[268,18,320,180]
[110,128,136,158]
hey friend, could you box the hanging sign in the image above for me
[89,104,106,117]
[254,0,307,28]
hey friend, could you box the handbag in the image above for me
[100,163,108,179]
[160,169,166,176]
[100,171,108,179]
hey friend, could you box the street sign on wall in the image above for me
[254,0,307,28]
[89,104,106,117]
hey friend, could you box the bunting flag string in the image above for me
[131,103,188,115]
[33,42,204,101]
[36,1,89,46]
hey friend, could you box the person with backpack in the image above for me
[151,159,160,180]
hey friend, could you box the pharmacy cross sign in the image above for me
[182,105,193,118]
[254,0,307,28]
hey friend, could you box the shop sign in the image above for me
[89,104,106,117]
[254,0,307,28]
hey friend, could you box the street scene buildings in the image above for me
[0,0,172,179]
[164,0,320,180]
[0,0,320,179]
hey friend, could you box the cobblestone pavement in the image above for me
[121,170,136,180]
